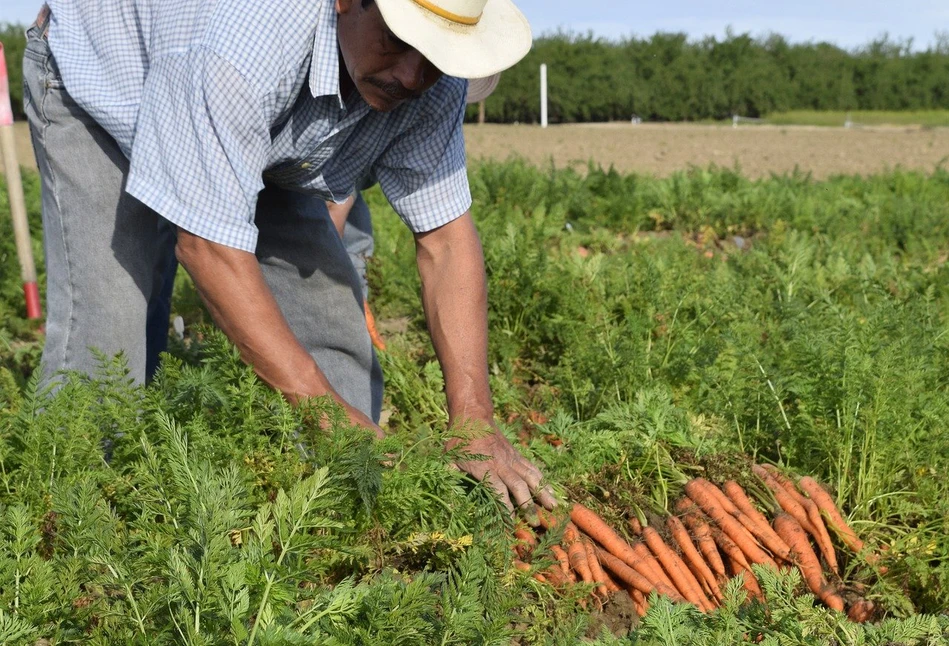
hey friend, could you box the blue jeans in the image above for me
[145,218,178,381]
[146,193,374,379]
[23,21,382,422]
[341,192,374,300]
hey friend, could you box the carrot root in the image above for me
[643,525,713,612]
[685,479,777,569]
[667,515,723,603]
[678,506,728,581]
[773,513,845,612]
[722,480,794,563]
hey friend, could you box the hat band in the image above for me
[411,0,482,25]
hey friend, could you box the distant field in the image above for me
[764,110,949,128]
[464,122,949,179]
[7,119,949,180]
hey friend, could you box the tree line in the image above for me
[470,31,949,123]
[3,23,949,123]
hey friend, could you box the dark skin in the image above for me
[336,0,443,112]
[176,0,557,518]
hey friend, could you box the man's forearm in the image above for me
[176,230,344,404]
[414,213,494,424]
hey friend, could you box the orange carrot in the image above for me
[514,524,537,560]
[631,588,648,617]
[773,513,845,612]
[570,503,665,583]
[753,465,817,535]
[674,496,695,514]
[722,480,794,562]
[685,479,777,569]
[678,506,727,581]
[596,547,684,603]
[726,554,764,602]
[628,516,643,535]
[538,508,567,531]
[797,477,866,556]
[760,465,821,525]
[563,522,582,545]
[541,566,565,587]
[692,477,742,516]
[642,525,714,611]
[801,498,839,574]
[757,467,838,573]
[513,559,531,572]
[667,515,723,603]
[632,541,675,590]
[847,598,875,623]
[759,465,806,504]
[550,545,575,582]
[602,571,621,594]
[363,300,386,351]
[568,540,595,585]
[570,503,636,562]
[584,540,614,599]
[709,525,752,572]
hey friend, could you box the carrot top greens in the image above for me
[2,162,949,642]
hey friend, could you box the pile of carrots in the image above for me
[513,464,880,622]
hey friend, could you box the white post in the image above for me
[540,63,548,128]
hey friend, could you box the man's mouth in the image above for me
[368,78,417,102]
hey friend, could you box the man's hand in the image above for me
[175,229,383,438]
[451,426,558,519]
[415,213,556,516]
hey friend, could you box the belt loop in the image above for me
[35,4,51,39]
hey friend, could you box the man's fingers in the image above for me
[500,469,536,517]
[485,470,515,514]
[535,484,558,510]
[512,457,543,490]
[513,457,558,510]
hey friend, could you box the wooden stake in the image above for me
[0,43,42,320]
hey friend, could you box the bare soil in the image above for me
[7,121,949,179]
[463,122,949,179]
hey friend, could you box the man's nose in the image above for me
[393,50,430,91]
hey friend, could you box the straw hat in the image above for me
[375,0,532,79]
[466,73,501,104]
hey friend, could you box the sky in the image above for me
[3,0,948,51]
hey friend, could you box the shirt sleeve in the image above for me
[126,47,269,252]
[372,78,472,233]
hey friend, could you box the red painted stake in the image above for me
[0,42,43,320]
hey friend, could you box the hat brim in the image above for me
[466,73,501,103]
[375,0,532,79]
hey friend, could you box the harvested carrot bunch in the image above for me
[510,466,882,622]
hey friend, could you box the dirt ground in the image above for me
[463,122,949,179]
[6,121,949,179]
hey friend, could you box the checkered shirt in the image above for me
[46,0,472,252]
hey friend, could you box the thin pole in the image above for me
[0,43,42,320]
[540,63,548,128]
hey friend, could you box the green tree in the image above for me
[1,23,28,120]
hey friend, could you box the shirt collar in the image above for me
[309,0,345,109]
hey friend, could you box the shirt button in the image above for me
[300,162,312,169]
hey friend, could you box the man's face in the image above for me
[336,0,445,112]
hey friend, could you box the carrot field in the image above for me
[2,161,949,644]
